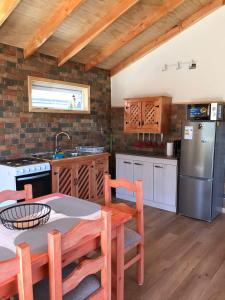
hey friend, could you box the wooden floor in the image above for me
[124,205,225,300]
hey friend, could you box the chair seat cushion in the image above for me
[124,227,142,250]
[63,275,100,300]
[33,263,100,300]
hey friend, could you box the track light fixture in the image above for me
[162,60,197,71]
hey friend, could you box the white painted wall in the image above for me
[111,6,225,106]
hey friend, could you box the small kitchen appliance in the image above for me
[0,157,51,198]
[187,103,223,121]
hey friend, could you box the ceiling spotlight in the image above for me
[162,64,168,72]
[189,60,197,70]
[176,62,182,70]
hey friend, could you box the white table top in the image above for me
[0,195,101,260]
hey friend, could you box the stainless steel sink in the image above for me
[32,146,105,160]
[32,151,87,160]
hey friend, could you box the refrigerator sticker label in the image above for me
[184,126,193,140]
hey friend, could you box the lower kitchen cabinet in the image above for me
[75,161,93,200]
[116,158,133,198]
[116,153,177,212]
[153,163,177,212]
[51,153,109,202]
[133,160,154,202]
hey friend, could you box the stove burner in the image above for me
[0,157,45,167]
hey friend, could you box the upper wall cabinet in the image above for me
[124,96,172,133]
[28,76,90,114]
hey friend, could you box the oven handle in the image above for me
[17,173,50,181]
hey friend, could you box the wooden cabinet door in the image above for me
[133,160,153,202]
[116,158,134,198]
[52,164,75,196]
[141,99,161,132]
[92,158,108,201]
[124,100,142,132]
[153,163,177,209]
[74,161,93,200]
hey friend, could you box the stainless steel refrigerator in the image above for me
[178,121,225,222]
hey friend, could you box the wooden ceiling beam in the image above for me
[23,0,84,59]
[85,0,185,71]
[57,0,140,67]
[0,0,21,27]
[110,0,224,76]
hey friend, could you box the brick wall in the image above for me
[0,44,111,158]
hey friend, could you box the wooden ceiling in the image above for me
[0,0,224,75]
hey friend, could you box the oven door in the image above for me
[16,171,51,198]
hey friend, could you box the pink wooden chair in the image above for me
[33,210,111,300]
[0,184,33,207]
[104,174,144,286]
[0,243,33,300]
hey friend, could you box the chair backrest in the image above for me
[104,174,144,235]
[0,243,33,300]
[0,184,33,205]
[48,209,111,300]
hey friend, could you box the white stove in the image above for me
[0,158,51,197]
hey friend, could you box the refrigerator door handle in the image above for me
[179,175,213,181]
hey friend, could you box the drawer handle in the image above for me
[154,165,163,168]
[134,163,143,166]
[123,161,131,164]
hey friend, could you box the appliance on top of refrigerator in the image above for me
[178,103,225,222]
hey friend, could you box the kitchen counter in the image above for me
[116,150,178,161]
[32,151,110,163]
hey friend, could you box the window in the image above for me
[28,76,90,114]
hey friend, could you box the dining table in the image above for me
[0,193,132,300]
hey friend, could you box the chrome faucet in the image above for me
[55,131,71,153]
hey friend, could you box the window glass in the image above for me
[28,77,90,114]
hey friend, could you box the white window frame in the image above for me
[28,76,90,114]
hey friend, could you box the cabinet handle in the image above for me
[138,121,141,126]
[155,105,159,108]
[154,165,163,168]
[134,163,143,166]
[74,178,78,185]
[54,172,59,175]
[123,161,131,164]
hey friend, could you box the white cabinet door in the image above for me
[133,160,153,202]
[116,158,134,198]
[153,163,177,210]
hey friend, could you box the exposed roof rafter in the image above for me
[0,0,21,27]
[110,0,224,76]
[57,0,140,67]
[85,0,185,71]
[23,0,84,59]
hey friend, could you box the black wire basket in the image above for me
[0,203,51,230]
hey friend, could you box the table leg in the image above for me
[112,223,124,300]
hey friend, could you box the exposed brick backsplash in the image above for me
[111,104,186,153]
[0,44,111,158]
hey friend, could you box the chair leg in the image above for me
[136,243,144,285]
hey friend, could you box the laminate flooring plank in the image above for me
[121,203,225,300]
